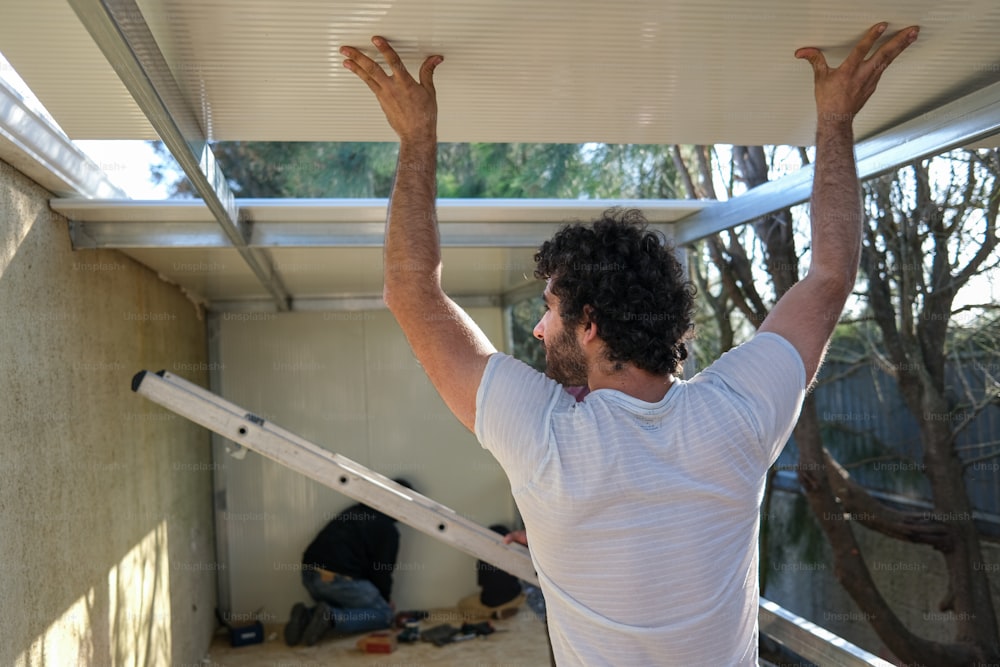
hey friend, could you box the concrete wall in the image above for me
[0,160,217,666]
[764,488,1000,663]
[213,308,518,619]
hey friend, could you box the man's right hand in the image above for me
[761,23,918,386]
[503,530,528,547]
[796,22,919,122]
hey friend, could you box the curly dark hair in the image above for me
[534,208,696,376]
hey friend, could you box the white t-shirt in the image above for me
[475,332,806,666]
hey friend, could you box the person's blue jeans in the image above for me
[301,570,393,635]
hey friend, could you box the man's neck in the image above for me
[587,364,674,404]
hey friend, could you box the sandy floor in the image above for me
[203,606,552,667]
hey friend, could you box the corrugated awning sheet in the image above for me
[1,0,998,144]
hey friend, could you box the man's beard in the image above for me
[543,326,589,386]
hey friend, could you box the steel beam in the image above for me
[54,198,688,249]
[675,81,1000,245]
[759,598,893,666]
[211,295,501,313]
[65,0,291,309]
[69,219,598,249]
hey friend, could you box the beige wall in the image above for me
[0,161,216,666]
[215,308,518,617]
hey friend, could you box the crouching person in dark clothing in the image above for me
[285,478,414,646]
[458,524,526,621]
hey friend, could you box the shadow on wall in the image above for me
[17,522,172,665]
[0,161,216,666]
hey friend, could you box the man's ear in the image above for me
[579,306,599,344]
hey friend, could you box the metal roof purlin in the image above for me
[65,0,291,310]
[53,198,701,249]
[674,80,1000,245]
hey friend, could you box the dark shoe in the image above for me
[303,602,333,646]
[462,621,495,636]
[420,623,459,646]
[398,625,421,643]
[284,602,310,646]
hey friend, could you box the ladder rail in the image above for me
[131,369,539,585]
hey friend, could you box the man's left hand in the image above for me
[340,37,443,143]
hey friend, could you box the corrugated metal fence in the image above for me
[775,358,1000,519]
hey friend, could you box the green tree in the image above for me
[436,143,586,198]
[151,140,680,200]
[152,141,399,197]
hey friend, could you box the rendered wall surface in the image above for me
[214,308,517,618]
[0,160,217,666]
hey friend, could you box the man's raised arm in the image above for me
[760,22,919,385]
[341,37,496,431]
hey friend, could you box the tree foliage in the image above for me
[151,140,678,199]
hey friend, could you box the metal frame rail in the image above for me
[760,598,893,666]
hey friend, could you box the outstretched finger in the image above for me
[845,22,889,66]
[372,36,411,80]
[340,45,390,89]
[865,25,919,74]
[419,55,444,94]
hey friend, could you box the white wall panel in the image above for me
[216,308,516,616]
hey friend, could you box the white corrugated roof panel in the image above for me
[2,0,998,144]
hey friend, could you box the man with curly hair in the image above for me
[341,22,918,666]
[532,207,696,387]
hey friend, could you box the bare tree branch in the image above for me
[954,178,999,290]
[953,303,1000,315]
[794,396,977,665]
[813,359,869,387]
[961,446,1000,470]
[821,449,955,550]
[671,145,698,200]
[950,389,1000,445]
